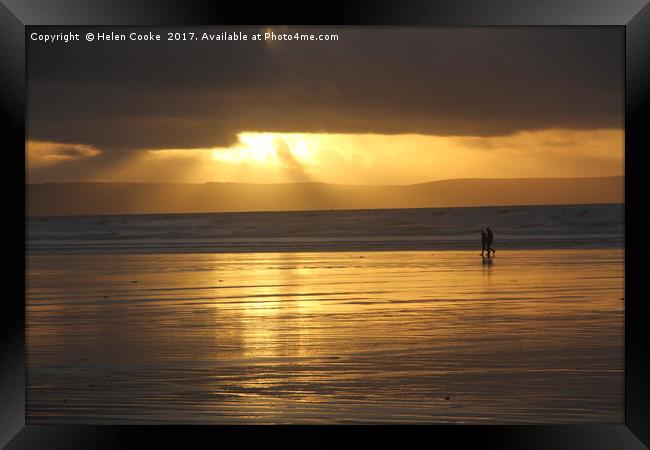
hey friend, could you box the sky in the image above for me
[26,26,624,185]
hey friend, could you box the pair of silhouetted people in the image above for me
[481,227,495,257]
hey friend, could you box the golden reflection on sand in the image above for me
[27,249,623,424]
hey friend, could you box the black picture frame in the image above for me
[2,1,649,448]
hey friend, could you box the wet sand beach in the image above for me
[26,249,624,424]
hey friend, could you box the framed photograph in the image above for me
[2,1,648,448]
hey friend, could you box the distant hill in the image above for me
[26,176,623,216]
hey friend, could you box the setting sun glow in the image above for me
[211,132,313,165]
[28,129,623,185]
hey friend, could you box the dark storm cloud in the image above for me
[27,27,622,151]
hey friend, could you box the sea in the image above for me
[27,203,624,255]
[26,202,625,423]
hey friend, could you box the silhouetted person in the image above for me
[486,227,495,256]
[480,229,487,256]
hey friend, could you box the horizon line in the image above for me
[27,175,624,187]
[27,201,624,220]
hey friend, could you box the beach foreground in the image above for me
[27,249,623,424]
